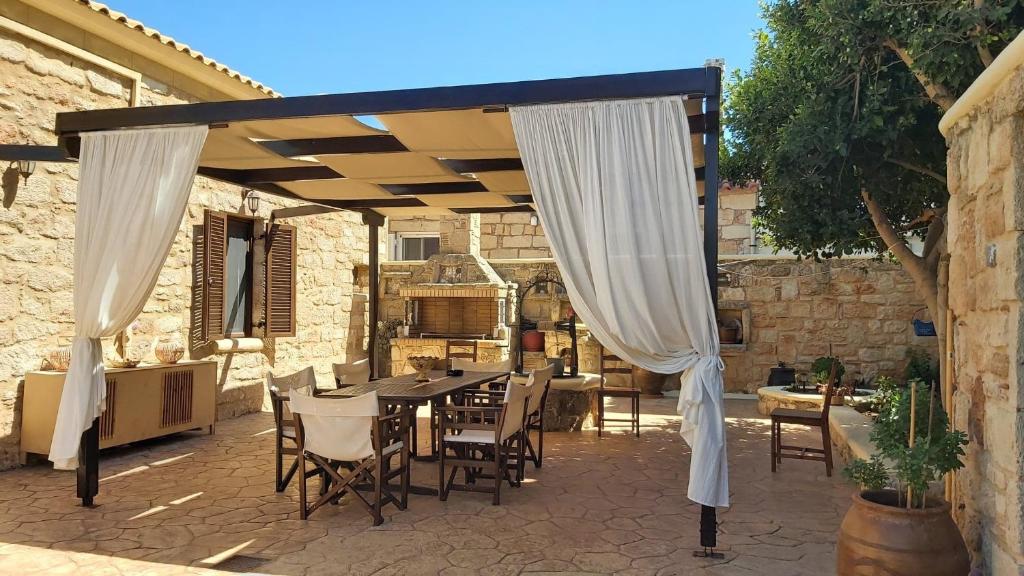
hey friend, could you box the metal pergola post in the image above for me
[695,62,724,560]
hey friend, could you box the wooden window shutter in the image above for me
[202,210,228,341]
[265,222,297,337]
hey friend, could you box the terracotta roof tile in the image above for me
[76,0,280,97]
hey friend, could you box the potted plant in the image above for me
[836,380,970,576]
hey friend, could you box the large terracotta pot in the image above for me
[522,330,545,352]
[837,490,969,576]
[631,366,667,396]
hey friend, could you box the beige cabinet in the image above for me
[21,361,217,463]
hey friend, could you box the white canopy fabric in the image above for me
[510,97,728,508]
[50,126,208,470]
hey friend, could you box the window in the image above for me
[197,210,296,342]
[224,218,253,336]
[390,233,440,261]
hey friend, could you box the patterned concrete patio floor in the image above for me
[0,397,851,575]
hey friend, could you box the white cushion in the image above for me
[443,430,496,444]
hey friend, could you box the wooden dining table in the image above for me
[320,370,508,495]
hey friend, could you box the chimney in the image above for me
[439,213,480,256]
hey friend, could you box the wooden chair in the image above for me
[770,362,839,476]
[598,347,640,437]
[290,389,410,525]
[266,366,320,492]
[332,358,371,389]
[437,377,532,505]
[423,339,482,455]
[450,357,513,389]
[523,364,555,471]
[446,340,478,364]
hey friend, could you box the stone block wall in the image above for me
[718,258,936,392]
[389,183,761,260]
[479,212,550,259]
[0,28,372,469]
[945,62,1024,573]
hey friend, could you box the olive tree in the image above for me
[724,0,1024,338]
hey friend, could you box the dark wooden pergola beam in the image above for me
[0,144,74,162]
[55,68,709,135]
[260,135,408,157]
[270,204,342,220]
[451,205,534,214]
[381,181,488,196]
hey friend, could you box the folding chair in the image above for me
[290,389,410,525]
[266,366,319,492]
[332,358,371,388]
[437,376,532,505]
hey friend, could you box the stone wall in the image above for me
[944,61,1024,573]
[0,27,371,469]
[389,183,761,260]
[718,258,936,392]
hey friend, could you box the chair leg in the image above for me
[597,394,604,437]
[372,460,384,526]
[634,394,640,437]
[400,440,410,510]
[537,416,544,468]
[438,441,447,500]
[298,452,308,520]
[770,418,777,473]
[274,434,284,492]
[822,425,834,477]
[517,432,526,486]
[493,444,503,506]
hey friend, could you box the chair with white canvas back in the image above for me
[290,389,410,524]
[332,358,371,389]
[450,357,513,389]
[437,375,533,505]
[523,363,555,471]
[266,366,318,492]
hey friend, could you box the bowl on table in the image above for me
[407,356,439,383]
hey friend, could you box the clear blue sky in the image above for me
[105,1,764,96]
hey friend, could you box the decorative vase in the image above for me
[407,356,438,383]
[46,346,72,371]
[631,366,667,396]
[522,330,545,352]
[836,490,969,576]
[155,341,185,364]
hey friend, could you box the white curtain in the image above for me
[510,97,728,508]
[49,126,208,470]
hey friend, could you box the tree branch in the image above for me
[883,39,958,111]
[861,189,938,313]
[975,0,995,67]
[884,158,947,185]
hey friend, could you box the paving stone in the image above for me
[0,399,849,575]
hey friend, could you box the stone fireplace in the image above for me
[390,214,516,375]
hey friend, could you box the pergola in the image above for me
[6,64,723,550]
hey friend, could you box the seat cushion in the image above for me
[443,430,496,444]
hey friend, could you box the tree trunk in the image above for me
[861,190,939,320]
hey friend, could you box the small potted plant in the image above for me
[836,380,969,576]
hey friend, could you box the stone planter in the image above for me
[757,385,877,416]
[837,490,969,576]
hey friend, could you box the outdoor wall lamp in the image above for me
[16,159,35,182]
[245,189,260,215]
[530,213,539,226]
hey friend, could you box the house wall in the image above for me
[944,61,1024,573]
[0,26,371,469]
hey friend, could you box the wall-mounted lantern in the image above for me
[245,189,260,215]
[16,159,35,182]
